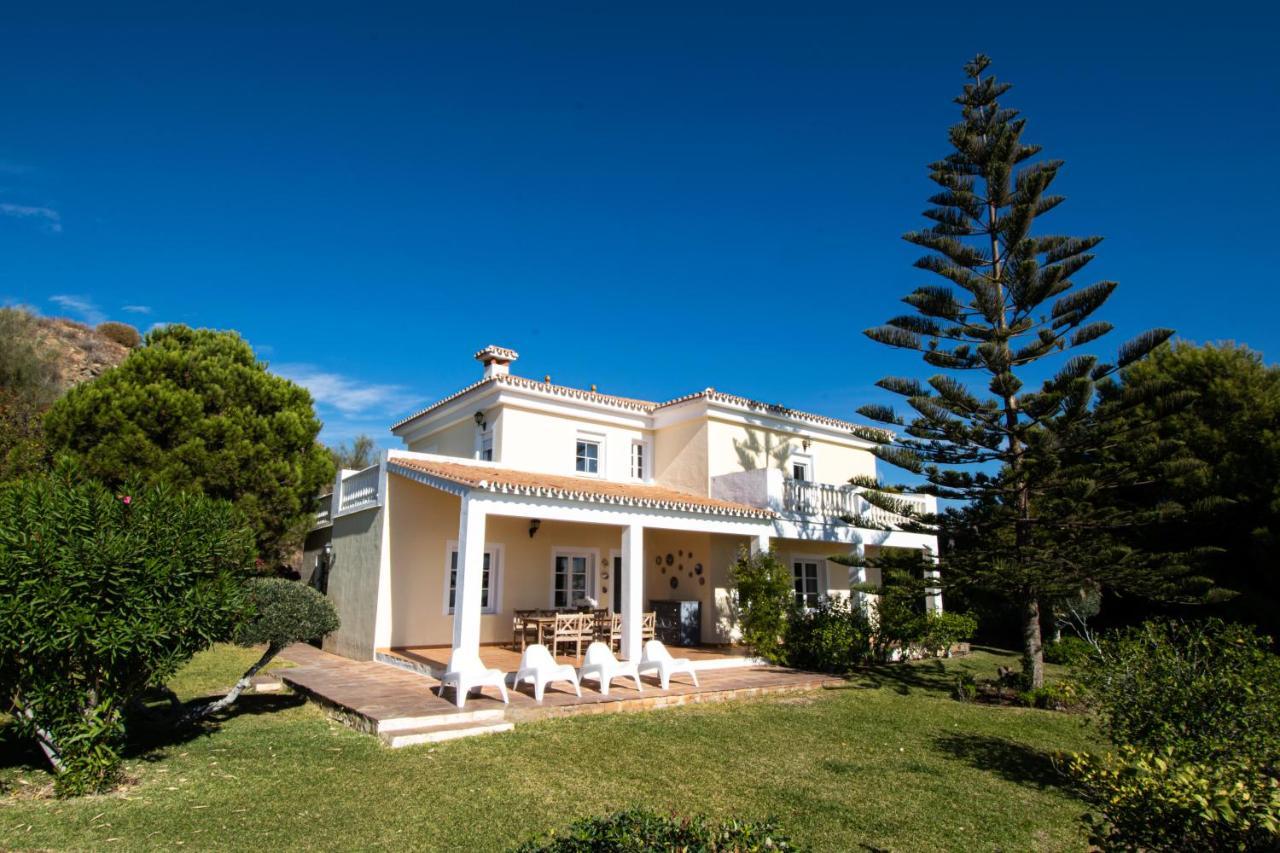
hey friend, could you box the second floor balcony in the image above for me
[711,467,935,529]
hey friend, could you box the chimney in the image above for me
[474,345,519,379]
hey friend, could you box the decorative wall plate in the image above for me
[660,566,666,574]
[669,576,679,589]
[699,577,705,586]
[678,564,683,572]
[694,563,703,575]
[678,549,683,556]
[665,553,674,566]
[654,556,662,565]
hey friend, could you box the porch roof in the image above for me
[388,456,774,519]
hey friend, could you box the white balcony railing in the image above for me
[333,464,382,517]
[711,468,934,530]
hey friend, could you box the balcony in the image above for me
[711,468,934,529]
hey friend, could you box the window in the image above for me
[792,559,821,608]
[630,441,647,480]
[553,551,592,608]
[575,439,600,474]
[446,546,499,614]
[791,461,809,482]
[480,429,493,461]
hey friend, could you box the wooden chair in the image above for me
[609,614,622,651]
[641,611,657,642]
[550,613,591,660]
[592,609,612,643]
[512,609,537,650]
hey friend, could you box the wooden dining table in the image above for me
[520,614,560,647]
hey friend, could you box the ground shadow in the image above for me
[0,692,306,778]
[849,659,954,696]
[931,732,1069,791]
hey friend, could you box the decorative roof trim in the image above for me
[387,456,775,519]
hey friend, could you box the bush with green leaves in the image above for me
[918,611,978,658]
[1042,635,1094,666]
[513,808,803,852]
[0,464,254,794]
[1068,619,1280,848]
[730,548,792,664]
[783,595,873,674]
[95,321,142,348]
[1068,747,1280,851]
[1077,619,1280,765]
[44,324,334,562]
[184,578,339,721]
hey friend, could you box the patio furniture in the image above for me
[512,609,538,650]
[512,643,581,702]
[641,611,657,642]
[578,641,644,696]
[438,648,510,709]
[549,613,592,659]
[591,609,613,643]
[607,614,622,651]
[652,599,701,646]
[637,640,699,690]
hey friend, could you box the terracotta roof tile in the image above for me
[388,456,773,519]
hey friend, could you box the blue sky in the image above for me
[2,3,1276,446]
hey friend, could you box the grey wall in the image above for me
[322,506,385,660]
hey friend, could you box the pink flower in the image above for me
[119,495,132,505]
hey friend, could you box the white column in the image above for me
[748,532,770,557]
[924,546,943,614]
[620,523,644,661]
[850,542,869,616]
[451,495,488,656]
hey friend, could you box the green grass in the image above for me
[1,646,1097,851]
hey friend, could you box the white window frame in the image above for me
[479,427,494,462]
[575,432,604,476]
[630,439,649,481]
[549,547,598,609]
[443,540,504,615]
[790,555,824,609]
[789,451,814,483]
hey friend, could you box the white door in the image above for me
[553,551,593,608]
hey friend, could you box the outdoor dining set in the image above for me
[510,608,657,658]
[437,608,697,708]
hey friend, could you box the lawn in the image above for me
[1,646,1097,851]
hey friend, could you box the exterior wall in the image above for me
[322,506,385,660]
[652,416,708,495]
[774,537,863,601]
[498,404,650,481]
[405,415,476,457]
[300,525,331,586]
[706,418,876,487]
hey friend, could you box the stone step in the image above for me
[377,707,507,733]
[380,720,515,748]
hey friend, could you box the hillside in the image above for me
[31,315,133,389]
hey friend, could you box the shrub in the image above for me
[514,808,803,852]
[1076,619,1280,766]
[918,611,978,657]
[0,463,254,794]
[730,549,793,664]
[1067,619,1280,849]
[953,672,978,702]
[1015,683,1077,710]
[784,596,872,673]
[183,578,339,721]
[95,321,142,348]
[1068,747,1280,851]
[1043,635,1094,666]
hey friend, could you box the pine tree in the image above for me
[854,56,1183,687]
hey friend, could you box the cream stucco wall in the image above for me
[705,418,876,488]
[406,416,476,457]
[496,405,651,481]
[652,416,708,495]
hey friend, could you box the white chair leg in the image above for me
[498,680,510,704]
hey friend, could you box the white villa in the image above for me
[306,345,939,671]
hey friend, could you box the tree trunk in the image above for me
[21,707,65,774]
[180,644,280,724]
[1021,595,1044,689]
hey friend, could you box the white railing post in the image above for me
[451,495,488,657]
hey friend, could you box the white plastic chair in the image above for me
[512,643,581,702]
[577,641,644,696]
[437,648,509,709]
[637,640,699,690]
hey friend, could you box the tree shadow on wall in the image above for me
[733,428,793,472]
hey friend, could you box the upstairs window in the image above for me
[575,439,600,474]
[631,441,647,480]
[791,460,810,482]
[480,429,493,461]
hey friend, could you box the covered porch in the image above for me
[378,455,776,668]
[377,643,758,679]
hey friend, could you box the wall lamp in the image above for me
[528,518,541,538]
[473,410,487,430]
[802,439,811,451]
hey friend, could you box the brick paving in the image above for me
[278,643,842,732]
